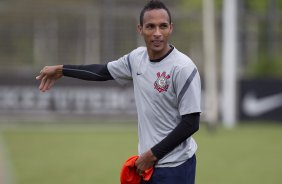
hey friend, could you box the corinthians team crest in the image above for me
[154,72,170,93]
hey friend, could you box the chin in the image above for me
[151,45,165,53]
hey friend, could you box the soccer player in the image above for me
[36,1,201,183]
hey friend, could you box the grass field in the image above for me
[1,121,282,184]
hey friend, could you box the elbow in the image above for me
[192,122,199,134]
[195,122,199,131]
[191,116,200,134]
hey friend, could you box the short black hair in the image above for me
[139,0,172,26]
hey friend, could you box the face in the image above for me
[138,9,173,59]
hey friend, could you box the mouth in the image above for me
[151,40,163,47]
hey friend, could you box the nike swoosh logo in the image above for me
[242,92,282,116]
[136,72,142,75]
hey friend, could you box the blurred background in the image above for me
[0,0,281,184]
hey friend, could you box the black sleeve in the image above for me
[151,113,200,160]
[62,64,114,81]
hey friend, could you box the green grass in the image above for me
[1,122,282,184]
[195,124,282,184]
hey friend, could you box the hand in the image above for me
[135,149,157,175]
[36,65,63,92]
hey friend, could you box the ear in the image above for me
[169,23,174,34]
[137,24,143,35]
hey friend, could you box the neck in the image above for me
[148,44,171,60]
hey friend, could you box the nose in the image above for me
[154,27,161,37]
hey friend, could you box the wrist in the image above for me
[56,65,63,77]
[149,149,158,161]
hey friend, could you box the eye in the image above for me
[160,24,169,29]
[145,24,155,30]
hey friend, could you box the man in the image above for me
[36,1,201,183]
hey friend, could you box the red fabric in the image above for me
[120,156,154,184]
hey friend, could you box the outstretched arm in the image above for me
[36,64,113,92]
[62,64,113,81]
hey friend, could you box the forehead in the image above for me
[143,9,170,25]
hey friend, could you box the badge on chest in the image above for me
[154,72,170,93]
